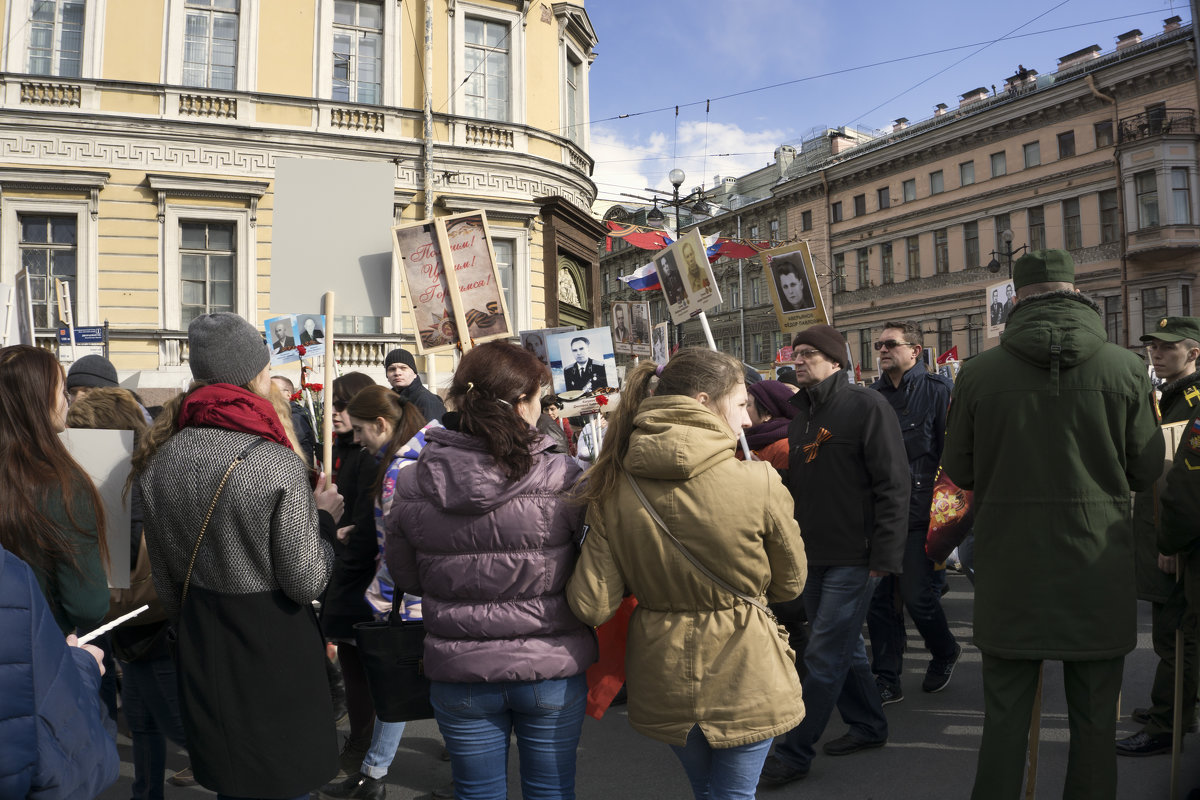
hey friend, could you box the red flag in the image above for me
[936,346,958,365]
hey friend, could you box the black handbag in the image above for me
[353,609,435,722]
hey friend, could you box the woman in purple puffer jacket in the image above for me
[383,341,597,800]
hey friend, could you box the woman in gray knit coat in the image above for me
[135,312,344,800]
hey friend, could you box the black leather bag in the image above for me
[353,611,435,722]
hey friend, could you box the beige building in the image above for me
[602,17,1198,380]
[0,0,602,393]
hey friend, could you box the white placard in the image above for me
[59,428,134,589]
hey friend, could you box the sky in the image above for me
[583,0,1194,212]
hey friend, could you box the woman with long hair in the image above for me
[68,387,188,800]
[566,348,807,800]
[384,341,596,800]
[134,312,344,800]
[321,371,387,774]
[320,385,437,799]
[0,344,109,634]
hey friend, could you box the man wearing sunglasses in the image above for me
[942,249,1162,799]
[865,322,959,709]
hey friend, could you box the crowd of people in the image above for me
[1,247,1199,800]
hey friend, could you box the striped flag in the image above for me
[618,262,660,292]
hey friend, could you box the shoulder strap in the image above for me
[623,471,773,618]
[180,438,269,607]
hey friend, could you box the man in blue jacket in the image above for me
[867,320,959,705]
[0,542,119,798]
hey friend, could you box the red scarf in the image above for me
[178,383,293,450]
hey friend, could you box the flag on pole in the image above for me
[618,262,660,292]
[937,346,958,364]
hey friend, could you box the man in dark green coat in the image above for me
[942,249,1163,800]
[1121,316,1200,757]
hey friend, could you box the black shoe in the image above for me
[757,754,809,788]
[1130,706,1199,733]
[922,644,962,693]
[319,772,386,800]
[1116,731,1172,757]
[822,732,887,756]
[878,682,904,706]
[431,781,454,799]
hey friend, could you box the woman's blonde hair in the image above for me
[574,347,744,506]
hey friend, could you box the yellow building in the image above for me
[0,0,601,394]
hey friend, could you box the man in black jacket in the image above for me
[866,321,959,706]
[384,348,446,423]
[760,325,909,789]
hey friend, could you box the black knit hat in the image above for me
[66,355,119,390]
[791,324,849,369]
[384,348,417,370]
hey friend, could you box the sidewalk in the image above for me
[97,571,1197,798]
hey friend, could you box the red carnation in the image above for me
[307,383,323,392]
[289,390,302,403]
[596,395,609,406]
[297,344,307,356]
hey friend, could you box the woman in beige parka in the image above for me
[567,348,807,800]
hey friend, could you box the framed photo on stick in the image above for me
[437,211,512,344]
[657,229,721,325]
[760,241,827,338]
[393,219,466,355]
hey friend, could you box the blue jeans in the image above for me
[867,527,958,688]
[360,719,406,779]
[432,674,587,800]
[670,725,772,800]
[773,565,886,771]
[120,655,187,800]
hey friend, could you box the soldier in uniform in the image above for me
[1120,316,1200,756]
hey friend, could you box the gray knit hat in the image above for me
[66,354,119,390]
[188,312,270,387]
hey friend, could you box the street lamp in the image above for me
[986,228,1029,278]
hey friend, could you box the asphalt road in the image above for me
[98,571,1197,799]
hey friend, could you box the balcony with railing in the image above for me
[1118,108,1197,143]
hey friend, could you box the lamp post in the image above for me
[986,228,1029,278]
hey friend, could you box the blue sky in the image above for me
[584,0,1192,211]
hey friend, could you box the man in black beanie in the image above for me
[760,324,908,788]
[383,348,445,423]
[66,354,119,402]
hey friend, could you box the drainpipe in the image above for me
[737,214,745,364]
[1087,74,1122,345]
[423,1,434,221]
[821,169,833,327]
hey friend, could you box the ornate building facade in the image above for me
[0,0,601,392]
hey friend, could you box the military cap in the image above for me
[1011,248,1075,290]
[1140,316,1200,344]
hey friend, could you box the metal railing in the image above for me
[1118,108,1196,143]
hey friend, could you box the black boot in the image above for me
[327,652,348,723]
[319,772,386,800]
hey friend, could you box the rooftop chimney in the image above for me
[1057,44,1101,71]
[892,117,909,132]
[934,103,948,117]
[959,87,988,108]
[1164,16,1182,33]
[1116,29,1142,49]
[774,144,797,177]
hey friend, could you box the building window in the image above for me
[1058,130,1076,158]
[1028,206,1045,251]
[1143,287,1167,337]
[857,247,870,288]
[27,0,84,78]
[20,214,77,328]
[492,239,514,317]
[994,213,1011,252]
[752,333,764,363]
[769,219,779,242]
[333,0,383,104]
[902,178,916,202]
[881,242,894,284]
[831,202,842,223]
[1136,170,1159,229]
[1023,141,1040,168]
[963,221,979,268]
[833,253,846,293]
[1184,284,1192,316]
[991,151,1007,177]
[1063,198,1082,249]
[749,224,759,239]
[938,318,953,355]
[1173,167,1192,225]
[1100,189,1119,243]
[564,52,582,144]
[730,280,740,308]
[464,15,511,121]
[750,276,760,305]
[1104,295,1123,345]
[934,229,948,273]
[183,0,239,90]
[906,235,920,279]
[180,221,235,326]
[960,161,974,186]
[968,313,982,356]
[1095,120,1114,148]
[801,210,812,231]
[859,328,872,370]
[877,187,890,210]
[930,170,944,195]
[853,194,866,217]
